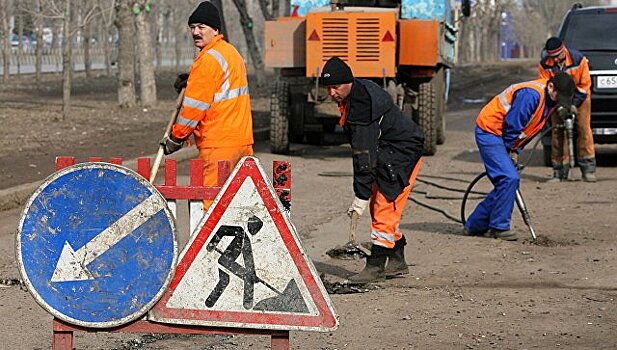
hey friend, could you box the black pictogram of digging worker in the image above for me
[205,215,309,313]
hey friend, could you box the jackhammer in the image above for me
[557,106,577,180]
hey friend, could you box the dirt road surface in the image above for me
[2,62,617,349]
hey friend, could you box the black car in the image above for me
[542,4,617,165]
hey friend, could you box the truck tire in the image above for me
[417,81,437,156]
[434,69,446,145]
[270,80,290,154]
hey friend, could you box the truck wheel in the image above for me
[270,80,290,154]
[417,81,437,156]
[434,69,446,145]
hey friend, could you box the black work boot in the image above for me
[384,236,409,278]
[348,244,387,284]
[580,158,597,183]
[547,165,569,183]
[488,228,518,241]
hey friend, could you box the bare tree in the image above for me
[457,0,610,63]
[16,7,24,74]
[153,5,164,70]
[97,0,116,77]
[115,0,136,107]
[61,0,72,119]
[231,0,266,86]
[0,0,12,82]
[80,0,96,78]
[211,0,228,39]
[256,0,274,21]
[34,0,44,81]
[457,0,503,63]
[133,0,157,107]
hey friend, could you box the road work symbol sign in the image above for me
[16,162,177,328]
[149,157,338,332]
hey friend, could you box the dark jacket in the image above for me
[342,79,424,202]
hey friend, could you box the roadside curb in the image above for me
[0,127,270,212]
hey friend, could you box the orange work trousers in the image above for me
[551,97,595,169]
[199,145,254,210]
[369,158,422,249]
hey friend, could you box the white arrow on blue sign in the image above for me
[16,162,178,328]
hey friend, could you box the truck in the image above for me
[263,0,470,155]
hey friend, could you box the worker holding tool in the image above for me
[464,72,576,241]
[538,37,596,182]
[321,57,424,283]
[160,1,254,209]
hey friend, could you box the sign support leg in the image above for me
[52,319,74,350]
[271,331,290,350]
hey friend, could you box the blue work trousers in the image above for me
[464,127,519,233]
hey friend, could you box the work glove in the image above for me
[555,105,569,124]
[174,73,189,94]
[160,135,184,155]
[508,150,519,166]
[347,196,369,218]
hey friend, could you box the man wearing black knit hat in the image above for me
[160,1,254,210]
[321,56,424,283]
[539,37,596,182]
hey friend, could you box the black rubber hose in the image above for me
[460,171,488,225]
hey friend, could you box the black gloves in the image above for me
[174,73,189,94]
[160,135,184,155]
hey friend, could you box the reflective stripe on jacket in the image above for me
[538,48,591,107]
[171,35,253,148]
[476,80,549,151]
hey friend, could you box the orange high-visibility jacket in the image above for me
[538,48,591,107]
[171,35,253,148]
[476,80,550,150]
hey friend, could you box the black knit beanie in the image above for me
[188,1,222,31]
[545,37,565,57]
[321,57,354,86]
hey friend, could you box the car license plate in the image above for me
[593,128,617,135]
[597,75,617,89]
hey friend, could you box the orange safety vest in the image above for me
[476,80,549,150]
[171,35,253,148]
[538,48,591,104]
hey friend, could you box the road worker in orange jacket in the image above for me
[321,57,424,284]
[161,1,254,209]
[538,37,596,182]
[464,72,576,240]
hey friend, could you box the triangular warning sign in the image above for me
[382,30,394,42]
[149,157,338,332]
[308,30,320,41]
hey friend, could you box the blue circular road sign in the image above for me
[16,162,177,328]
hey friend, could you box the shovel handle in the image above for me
[149,88,186,183]
[350,211,359,243]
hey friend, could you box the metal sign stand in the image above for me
[51,156,292,350]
